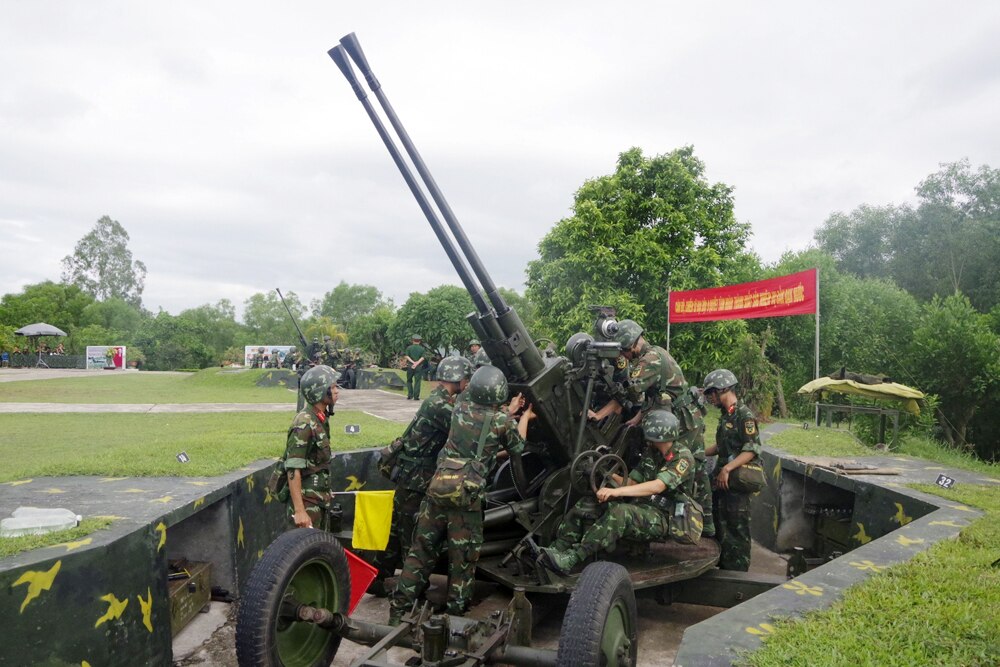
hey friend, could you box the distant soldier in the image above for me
[308,337,322,362]
[703,369,762,571]
[251,346,265,369]
[370,356,474,596]
[283,346,298,369]
[323,335,341,366]
[281,365,341,530]
[269,348,282,368]
[472,346,491,369]
[389,366,535,623]
[465,339,481,363]
[403,334,427,401]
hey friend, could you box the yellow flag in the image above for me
[352,490,395,550]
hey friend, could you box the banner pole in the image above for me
[666,290,671,353]
[814,268,820,425]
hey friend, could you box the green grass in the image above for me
[0,368,297,404]
[0,412,405,482]
[742,483,1000,667]
[765,425,873,458]
[0,518,116,558]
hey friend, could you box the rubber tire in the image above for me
[236,528,351,667]
[556,561,638,667]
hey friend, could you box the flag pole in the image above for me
[814,268,821,425]
[666,289,672,353]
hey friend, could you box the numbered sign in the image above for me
[345,424,361,435]
[176,451,191,464]
[935,473,955,489]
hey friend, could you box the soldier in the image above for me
[537,410,702,575]
[466,339,481,362]
[283,346,298,369]
[403,334,427,400]
[323,334,340,366]
[389,366,535,623]
[589,319,715,537]
[370,356,475,597]
[703,368,762,571]
[269,348,282,368]
[281,365,341,530]
[472,345,490,369]
[308,337,322,363]
[251,346,265,369]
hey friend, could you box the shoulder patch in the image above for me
[630,366,641,378]
[616,356,627,370]
[745,420,757,436]
[675,458,690,475]
[725,422,734,429]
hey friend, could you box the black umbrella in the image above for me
[14,322,68,368]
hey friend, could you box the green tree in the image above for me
[61,216,147,306]
[311,282,390,326]
[133,311,214,370]
[908,294,1000,450]
[177,300,243,359]
[304,317,348,346]
[388,286,476,356]
[526,146,755,349]
[79,298,145,339]
[350,304,396,367]
[243,291,306,345]
[0,281,95,333]
[814,204,898,280]
[67,324,121,354]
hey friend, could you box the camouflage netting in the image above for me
[254,369,299,389]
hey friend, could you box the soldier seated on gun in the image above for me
[538,410,703,575]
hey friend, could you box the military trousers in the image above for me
[389,497,483,619]
[406,367,423,400]
[713,489,752,571]
[555,500,669,560]
[372,486,425,581]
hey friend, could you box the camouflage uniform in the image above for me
[405,341,427,400]
[373,384,457,583]
[471,346,490,369]
[551,444,698,563]
[282,408,334,530]
[623,343,715,536]
[712,399,761,571]
[389,397,525,620]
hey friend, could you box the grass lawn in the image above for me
[0,368,297,404]
[0,518,116,559]
[0,411,405,482]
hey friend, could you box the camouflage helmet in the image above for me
[323,334,331,341]
[290,346,297,352]
[469,339,481,348]
[703,368,738,393]
[300,365,341,404]
[271,348,279,353]
[468,365,508,405]
[437,356,473,383]
[642,409,680,442]
[258,346,265,352]
[615,319,643,350]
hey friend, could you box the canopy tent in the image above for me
[14,322,68,368]
[797,376,925,416]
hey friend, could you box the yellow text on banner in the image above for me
[352,490,395,551]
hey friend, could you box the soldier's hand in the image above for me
[293,509,313,528]
[716,467,730,491]
[625,412,642,427]
[596,486,618,503]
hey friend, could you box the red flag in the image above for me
[344,548,378,614]
[669,269,817,323]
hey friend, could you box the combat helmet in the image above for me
[615,319,643,350]
[437,356,473,383]
[300,365,341,404]
[289,346,297,352]
[323,334,331,341]
[642,409,680,442]
[703,368,738,393]
[468,339,480,348]
[258,346,265,352]
[468,365,508,405]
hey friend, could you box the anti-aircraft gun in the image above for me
[235,33,720,667]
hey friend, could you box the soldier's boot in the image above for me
[537,547,580,576]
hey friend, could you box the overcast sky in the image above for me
[2,2,998,319]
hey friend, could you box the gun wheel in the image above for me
[590,454,628,493]
[569,450,602,494]
[236,528,350,667]
[556,561,637,667]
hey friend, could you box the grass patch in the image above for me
[742,483,1000,667]
[765,425,873,458]
[0,368,297,404]
[0,412,404,482]
[897,435,1000,477]
[0,517,116,558]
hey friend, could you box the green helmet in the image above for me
[468,365,508,405]
[437,356,473,382]
[290,346,297,352]
[469,339,480,347]
[703,368,738,393]
[615,319,643,349]
[300,365,340,404]
[642,409,680,442]
[323,334,331,341]
[258,346,265,352]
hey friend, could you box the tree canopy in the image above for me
[61,216,147,307]
[388,285,476,355]
[311,282,390,325]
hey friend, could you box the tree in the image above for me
[243,291,306,345]
[0,281,95,333]
[388,286,476,356]
[133,311,214,370]
[526,147,755,349]
[61,216,147,306]
[312,282,390,326]
[177,300,243,359]
[304,317,348,346]
[79,298,146,339]
[350,305,396,367]
[814,204,898,280]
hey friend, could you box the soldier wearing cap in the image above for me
[403,334,427,400]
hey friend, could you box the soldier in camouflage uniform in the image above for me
[251,346,265,369]
[538,410,701,575]
[283,346,298,369]
[389,366,535,623]
[465,340,481,363]
[282,365,341,530]
[703,368,761,571]
[471,346,490,369]
[322,335,340,367]
[589,319,715,537]
[269,348,282,368]
[370,356,475,597]
[403,334,427,400]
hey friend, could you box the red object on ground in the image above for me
[345,548,378,615]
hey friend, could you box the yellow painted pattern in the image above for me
[345,475,366,491]
[948,504,976,513]
[117,488,148,494]
[895,535,925,547]
[237,517,245,548]
[186,481,211,486]
[56,537,93,552]
[83,662,91,667]
[852,522,872,545]
[246,475,255,492]
[138,587,154,632]
[771,459,781,481]
[92,515,124,520]
[849,559,886,573]
[100,477,127,482]
[745,622,776,636]
[257,548,264,560]
[150,495,173,504]
[980,478,1000,485]
[924,466,944,471]
[892,503,913,526]
[194,497,205,509]
[41,488,65,494]
[885,482,902,488]
[94,593,129,628]
[264,488,275,504]
[155,522,167,552]
[929,520,963,528]
[782,581,823,596]
[13,560,62,613]
[4,479,33,486]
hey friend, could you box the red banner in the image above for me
[669,269,817,323]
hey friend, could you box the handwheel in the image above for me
[556,561,638,667]
[590,454,628,493]
[235,528,350,667]
[569,450,601,494]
